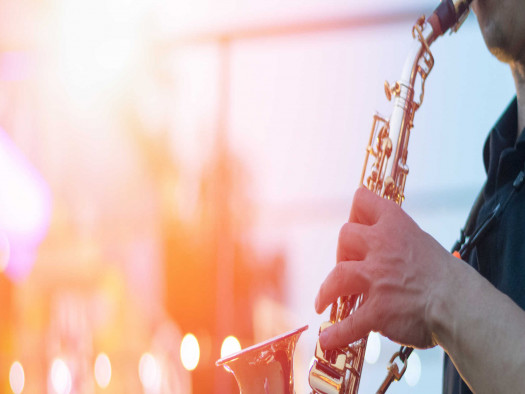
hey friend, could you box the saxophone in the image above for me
[309,1,472,392]
[217,1,472,392]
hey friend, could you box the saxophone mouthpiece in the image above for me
[428,0,473,36]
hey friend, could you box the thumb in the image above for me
[319,304,373,350]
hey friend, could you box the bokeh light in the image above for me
[138,352,161,391]
[94,353,112,389]
[404,351,422,387]
[365,332,381,364]
[180,334,200,371]
[220,336,241,358]
[9,361,25,394]
[50,358,72,394]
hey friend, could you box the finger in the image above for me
[337,222,369,263]
[319,305,374,350]
[349,186,392,225]
[315,260,370,314]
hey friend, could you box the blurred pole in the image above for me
[214,38,235,394]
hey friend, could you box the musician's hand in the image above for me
[314,186,455,350]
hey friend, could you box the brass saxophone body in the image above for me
[309,1,472,393]
[217,1,472,393]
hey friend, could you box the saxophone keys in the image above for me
[381,137,393,157]
[384,81,392,101]
[384,81,401,101]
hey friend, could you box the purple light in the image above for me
[0,127,52,282]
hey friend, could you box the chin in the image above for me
[488,46,514,63]
[481,21,515,63]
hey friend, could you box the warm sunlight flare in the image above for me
[180,334,200,371]
[220,336,241,359]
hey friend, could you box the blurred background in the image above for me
[0,0,515,393]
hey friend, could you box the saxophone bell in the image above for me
[215,325,308,394]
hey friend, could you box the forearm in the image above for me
[429,256,525,393]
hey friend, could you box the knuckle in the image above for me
[338,222,350,242]
[367,225,382,252]
[319,281,330,304]
[353,187,369,209]
[370,297,388,330]
[337,225,351,258]
[333,263,347,287]
[339,223,369,262]
[350,261,366,285]
[369,261,387,279]
[359,264,373,288]
[376,199,393,222]
[353,187,365,203]
[365,299,381,330]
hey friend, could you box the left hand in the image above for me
[314,187,455,350]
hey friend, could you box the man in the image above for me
[314,0,525,392]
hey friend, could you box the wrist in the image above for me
[426,253,466,347]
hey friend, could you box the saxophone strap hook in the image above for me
[376,347,412,394]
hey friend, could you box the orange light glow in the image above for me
[180,334,200,371]
[9,361,25,394]
[220,336,241,359]
[94,353,112,389]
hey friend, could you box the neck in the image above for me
[511,62,525,140]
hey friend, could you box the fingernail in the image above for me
[315,294,319,312]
